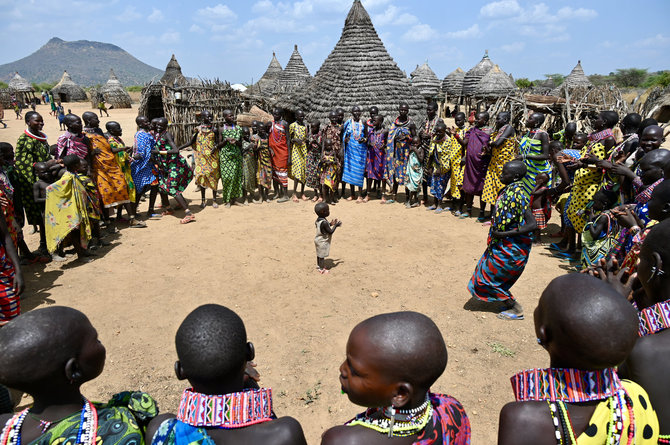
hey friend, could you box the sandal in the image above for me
[434,208,444,214]
[180,214,196,224]
[161,209,174,216]
[459,212,470,219]
[476,216,488,223]
[426,205,437,211]
[129,219,147,228]
[497,310,524,320]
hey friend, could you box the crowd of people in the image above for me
[0,98,669,443]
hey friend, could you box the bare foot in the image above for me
[301,195,310,201]
[356,197,364,203]
[225,203,231,208]
[291,194,299,203]
[212,202,219,209]
[362,196,369,203]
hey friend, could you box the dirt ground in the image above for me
[0,101,591,444]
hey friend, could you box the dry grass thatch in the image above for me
[636,85,670,123]
[273,45,311,95]
[551,61,592,95]
[410,62,440,99]
[462,51,494,97]
[8,72,34,93]
[0,89,12,108]
[99,69,132,108]
[476,65,516,98]
[161,55,188,87]
[275,0,426,124]
[52,71,87,102]
[441,67,465,98]
[250,53,283,97]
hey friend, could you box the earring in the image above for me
[536,338,542,345]
[648,266,666,283]
[387,405,396,437]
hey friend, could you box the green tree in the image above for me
[612,68,648,87]
[126,86,143,92]
[588,74,614,86]
[31,82,55,92]
[643,71,670,88]
[545,74,564,86]
[0,82,7,89]
[515,78,533,89]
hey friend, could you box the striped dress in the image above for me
[518,130,552,198]
[341,119,367,187]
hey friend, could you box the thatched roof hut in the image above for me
[252,53,283,96]
[90,69,132,109]
[273,45,311,94]
[441,67,465,97]
[476,65,516,98]
[638,85,670,123]
[8,72,36,104]
[52,71,87,102]
[462,50,494,97]
[161,55,188,87]
[0,89,12,108]
[563,60,592,89]
[277,0,425,124]
[410,62,440,100]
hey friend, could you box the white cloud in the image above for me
[148,8,164,23]
[361,0,392,10]
[556,7,597,20]
[117,5,141,22]
[633,33,670,47]
[251,1,273,14]
[160,31,180,45]
[195,4,237,23]
[446,24,480,39]
[480,0,521,18]
[372,5,418,27]
[189,24,204,34]
[501,41,525,53]
[402,24,438,42]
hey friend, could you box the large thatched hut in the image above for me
[441,67,465,98]
[410,62,440,101]
[97,69,132,108]
[252,53,283,96]
[462,51,494,97]
[277,0,425,124]
[52,71,87,102]
[476,65,516,99]
[8,72,36,104]
[273,45,311,94]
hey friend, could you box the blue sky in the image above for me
[1,0,669,84]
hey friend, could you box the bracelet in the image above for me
[630,225,641,234]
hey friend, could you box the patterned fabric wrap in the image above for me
[566,139,608,233]
[638,299,670,337]
[518,131,552,198]
[219,126,243,202]
[386,119,412,186]
[155,135,193,197]
[601,133,639,194]
[152,419,216,445]
[428,137,453,200]
[482,127,517,205]
[305,131,323,189]
[44,172,93,253]
[581,211,619,269]
[342,119,367,187]
[87,131,130,208]
[366,128,386,181]
[269,122,289,187]
[320,152,339,191]
[131,130,157,194]
[56,131,89,160]
[0,392,157,445]
[241,142,257,193]
[449,128,467,200]
[256,139,273,190]
[419,116,443,179]
[15,132,51,225]
[405,151,423,192]
[108,136,136,204]
[289,122,307,183]
[0,245,17,325]
[193,125,220,191]
[510,367,622,402]
[176,388,273,428]
[461,127,490,196]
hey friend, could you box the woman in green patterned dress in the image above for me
[219,110,243,208]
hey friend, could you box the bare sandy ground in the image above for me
[1,101,581,444]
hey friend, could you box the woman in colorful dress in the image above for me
[241,125,257,204]
[342,106,368,202]
[565,111,618,234]
[517,112,552,200]
[179,111,220,208]
[218,110,243,208]
[153,117,195,224]
[289,110,308,202]
[269,108,291,203]
[15,111,51,253]
[385,104,416,203]
[305,121,322,202]
[482,111,517,219]
[365,115,387,202]
[255,122,273,203]
[448,112,468,214]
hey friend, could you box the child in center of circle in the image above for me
[146,304,307,445]
[321,311,471,445]
[314,202,341,275]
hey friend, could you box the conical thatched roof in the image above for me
[8,72,34,93]
[254,53,283,96]
[410,62,440,99]
[476,65,516,98]
[52,71,87,102]
[99,69,132,108]
[277,0,425,123]
[462,50,494,96]
[161,54,188,87]
[274,45,311,94]
[563,60,592,89]
[441,67,465,96]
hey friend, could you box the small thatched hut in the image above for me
[476,65,516,99]
[410,62,440,100]
[277,0,425,124]
[52,71,87,102]
[638,85,670,123]
[562,60,592,89]
[161,55,188,87]
[98,69,132,108]
[462,51,494,97]
[252,53,283,96]
[441,67,465,98]
[8,72,36,104]
[273,45,311,94]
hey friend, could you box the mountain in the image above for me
[0,37,163,86]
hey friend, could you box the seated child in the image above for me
[321,311,471,445]
[581,190,618,269]
[530,172,551,244]
[320,138,339,205]
[0,306,158,444]
[314,202,341,275]
[146,304,307,445]
[498,274,659,444]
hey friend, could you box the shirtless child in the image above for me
[314,202,341,274]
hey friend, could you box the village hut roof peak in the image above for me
[52,70,87,101]
[252,52,284,96]
[8,72,34,92]
[161,54,188,87]
[410,62,440,99]
[274,44,311,94]
[441,67,465,96]
[276,0,425,124]
[563,60,592,88]
[99,68,132,108]
[476,64,516,98]
[463,50,495,96]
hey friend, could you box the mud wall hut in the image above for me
[100,69,132,108]
[52,71,87,102]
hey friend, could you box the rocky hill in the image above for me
[0,37,163,86]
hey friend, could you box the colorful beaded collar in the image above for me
[511,367,622,403]
[23,129,47,142]
[176,388,273,429]
[638,299,670,337]
[588,128,614,142]
[346,394,433,437]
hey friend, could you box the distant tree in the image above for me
[126,86,143,92]
[545,74,564,86]
[612,68,648,87]
[515,78,533,89]
[642,71,670,88]
[31,82,55,92]
[0,82,7,89]
[588,74,615,86]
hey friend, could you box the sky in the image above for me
[1,0,669,85]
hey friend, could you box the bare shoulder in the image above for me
[144,413,175,444]
[321,425,370,445]
[254,416,307,445]
[498,401,555,445]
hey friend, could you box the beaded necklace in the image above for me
[638,299,670,337]
[23,129,48,142]
[346,394,432,437]
[588,128,614,142]
[511,367,622,402]
[270,122,285,144]
[0,399,97,445]
[176,388,273,429]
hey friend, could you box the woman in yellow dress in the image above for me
[481,112,517,222]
